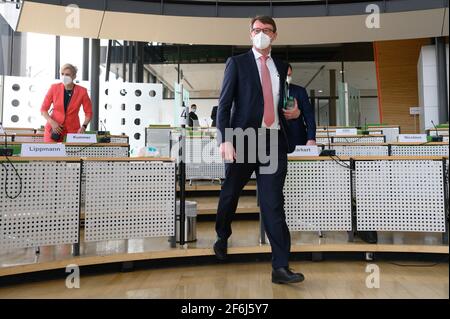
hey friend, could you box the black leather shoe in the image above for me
[358,231,378,244]
[213,238,228,261]
[272,267,305,284]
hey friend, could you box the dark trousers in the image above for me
[216,129,290,269]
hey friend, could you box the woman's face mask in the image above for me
[62,75,73,86]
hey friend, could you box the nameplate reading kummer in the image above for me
[21,144,67,157]
[66,133,97,143]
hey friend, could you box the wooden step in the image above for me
[188,195,259,215]
[178,181,257,192]
[80,195,259,220]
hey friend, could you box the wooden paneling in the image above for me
[374,38,432,133]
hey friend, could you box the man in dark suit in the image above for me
[215,16,304,284]
[285,64,317,147]
[188,104,199,127]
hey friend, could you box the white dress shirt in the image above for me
[252,47,280,130]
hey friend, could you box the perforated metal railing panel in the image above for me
[109,136,129,144]
[186,163,226,180]
[284,160,352,231]
[13,135,44,142]
[66,145,129,158]
[74,145,129,205]
[390,144,449,157]
[333,136,385,143]
[84,161,176,242]
[185,138,225,180]
[7,135,128,144]
[183,137,259,180]
[380,127,400,142]
[4,129,36,134]
[316,137,330,145]
[316,132,336,137]
[355,159,446,232]
[390,144,449,214]
[0,161,81,249]
[331,145,389,156]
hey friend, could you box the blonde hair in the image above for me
[61,63,78,76]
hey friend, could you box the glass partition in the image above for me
[338,82,361,127]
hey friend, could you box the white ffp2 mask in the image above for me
[62,75,73,86]
[252,32,271,50]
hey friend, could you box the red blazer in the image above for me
[41,83,93,142]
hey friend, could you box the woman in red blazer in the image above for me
[41,64,93,142]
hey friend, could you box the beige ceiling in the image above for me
[443,8,449,35]
[17,2,104,38]
[16,2,448,45]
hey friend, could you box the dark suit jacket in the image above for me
[217,50,292,152]
[188,111,198,127]
[211,106,218,127]
[286,84,316,146]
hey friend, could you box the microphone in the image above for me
[430,120,443,142]
[0,123,22,199]
[0,123,13,156]
[98,120,107,135]
[319,112,336,156]
[98,120,111,143]
[362,117,369,135]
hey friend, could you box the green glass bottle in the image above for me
[284,80,296,110]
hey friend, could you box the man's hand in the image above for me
[77,127,86,134]
[50,119,63,134]
[306,140,316,146]
[283,98,301,120]
[219,142,236,162]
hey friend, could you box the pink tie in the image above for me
[260,55,275,127]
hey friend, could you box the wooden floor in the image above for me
[0,260,447,299]
[0,220,447,277]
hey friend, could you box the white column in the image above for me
[418,45,439,132]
